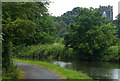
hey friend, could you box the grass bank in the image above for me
[14,59,92,79]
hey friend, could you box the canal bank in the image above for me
[49,60,120,80]
[14,59,91,79]
[14,58,120,80]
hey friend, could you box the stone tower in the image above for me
[99,5,113,20]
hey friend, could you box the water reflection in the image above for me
[52,61,72,67]
[51,61,120,80]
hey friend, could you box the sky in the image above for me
[48,0,120,20]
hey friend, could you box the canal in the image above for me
[49,60,120,80]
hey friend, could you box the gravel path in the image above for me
[15,63,60,79]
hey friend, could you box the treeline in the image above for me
[54,7,119,61]
[2,2,120,79]
[12,7,119,62]
[13,43,73,61]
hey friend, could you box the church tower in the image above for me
[99,5,113,20]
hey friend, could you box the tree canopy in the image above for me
[64,8,117,61]
[2,2,56,71]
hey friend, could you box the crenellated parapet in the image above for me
[99,5,113,20]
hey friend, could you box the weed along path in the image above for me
[15,63,60,79]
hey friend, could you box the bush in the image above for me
[14,43,73,60]
[102,46,119,61]
[2,64,19,79]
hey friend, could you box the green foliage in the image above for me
[2,64,19,79]
[54,7,104,38]
[2,3,119,80]
[112,14,120,38]
[3,18,37,45]
[14,43,73,60]
[116,14,120,38]
[53,7,86,37]
[2,41,13,69]
[55,7,87,25]
[102,46,119,61]
[64,8,118,61]
[2,2,55,46]
[2,1,55,79]
[54,20,67,37]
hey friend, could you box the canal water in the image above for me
[49,60,120,80]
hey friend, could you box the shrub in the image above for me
[14,43,73,60]
[102,46,119,61]
[2,64,19,79]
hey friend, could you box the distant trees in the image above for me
[64,8,117,61]
[53,7,82,37]
[54,7,102,37]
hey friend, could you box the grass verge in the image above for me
[18,70,25,79]
[14,59,92,79]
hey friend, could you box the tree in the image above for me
[2,2,55,78]
[54,20,67,37]
[2,2,55,45]
[64,8,117,61]
[54,7,101,38]
[112,14,120,38]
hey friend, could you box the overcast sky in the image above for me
[48,0,120,20]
